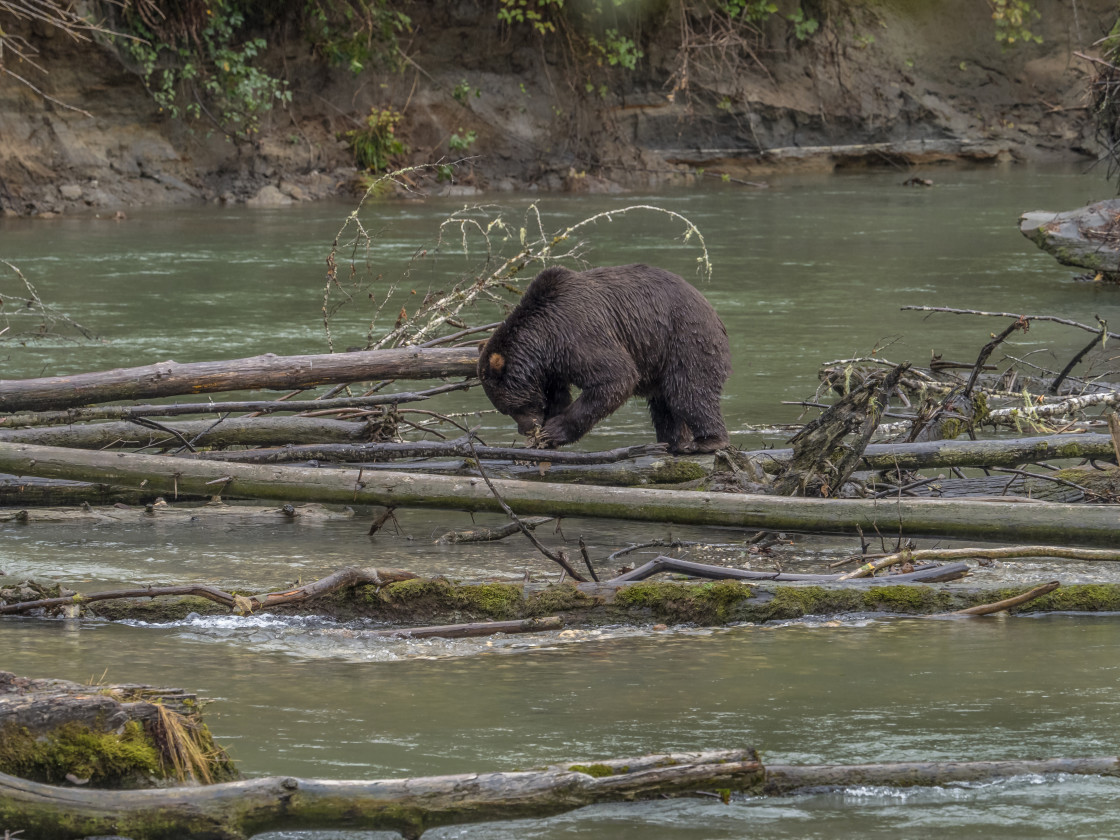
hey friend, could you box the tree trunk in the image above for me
[0,348,477,412]
[2,750,1117,840]
[0,750,764,840]
[0,442,1117,545]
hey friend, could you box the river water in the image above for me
[3,165,1120,837]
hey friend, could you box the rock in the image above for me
[1020,199,1120,273]
[245,184,294,207]
[58,183,83,200]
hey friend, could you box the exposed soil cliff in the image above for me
[0,0,1114,217]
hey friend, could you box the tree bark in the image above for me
[2,750,1117,840]
[0,348,477,412]
[0,417,380,450]
[0,442,1118,545]
[0,750,764,840]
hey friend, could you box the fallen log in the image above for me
[15,570,1120,627]
[0,416,383,450]
[1,442,1118,546]
[0,347,477,412]
[2,749,1117,840]
[0,473,198,507]
[357,616,564,639]
[0,565,417,616]
[0,501,354,525]
[0,380,472,427]
[189,440,669,465]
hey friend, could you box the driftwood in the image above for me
[189,440,668,465]
[0,416,388,450]
[0,380,472,428]
[950,580,1061,616]
[437,516,555,544]
[358,616,564,639]
[0,473,200,507]
[0,566,417,616]
[835,545,1120,581]
[0,501,353,525]
[773,363,907,495]
[607,555,969,584]
[2,749,1118,840]
[1,442,1118,546]
[0,347,477,412]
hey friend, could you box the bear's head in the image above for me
[477,339,546,435]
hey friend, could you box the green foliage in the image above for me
[342,106,408,171]
[449,129,478,152]
[452,79,481,104]
[304,0,411,73]
[989,0,1042,46]
[497,0,564,34]
[120,1,291,140]
[787,7,819,41]
[588,27,643,69]
[720,0,778,22]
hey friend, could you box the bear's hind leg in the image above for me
[647,394,687,451]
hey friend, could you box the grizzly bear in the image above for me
[477,263,731,453]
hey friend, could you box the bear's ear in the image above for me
[488,352,506,373]
[477,340,488,357]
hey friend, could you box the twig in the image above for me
[1050,317,1108,394]
[465,436,585,581]
[901,305,1120,342]
[578,536,599,583]
[987,466,1107,500]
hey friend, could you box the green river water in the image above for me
[2,165,1120,837]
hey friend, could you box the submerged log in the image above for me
[0,442,1118,546]
[0,347,477,412]
[2,749,1117,840]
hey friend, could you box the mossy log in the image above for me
[0,347,477,412]
[62,577,1120,627]
[0,671,236,789]
[1,442,1118,546]
[2,748,1118,840]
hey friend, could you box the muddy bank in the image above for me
[0,0,1114,217]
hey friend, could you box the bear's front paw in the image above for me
[537,417,575,448]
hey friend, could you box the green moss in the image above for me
[760,586,865,621]
[90,595,227,622]
[647,459,709,484]
[863,585,950,614]
[612,580,754,624]
[524,583,599,616]
[569,763,615,777]
[375,578,523,619]
[0,720,161,787]
[1007,583,1120,614]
